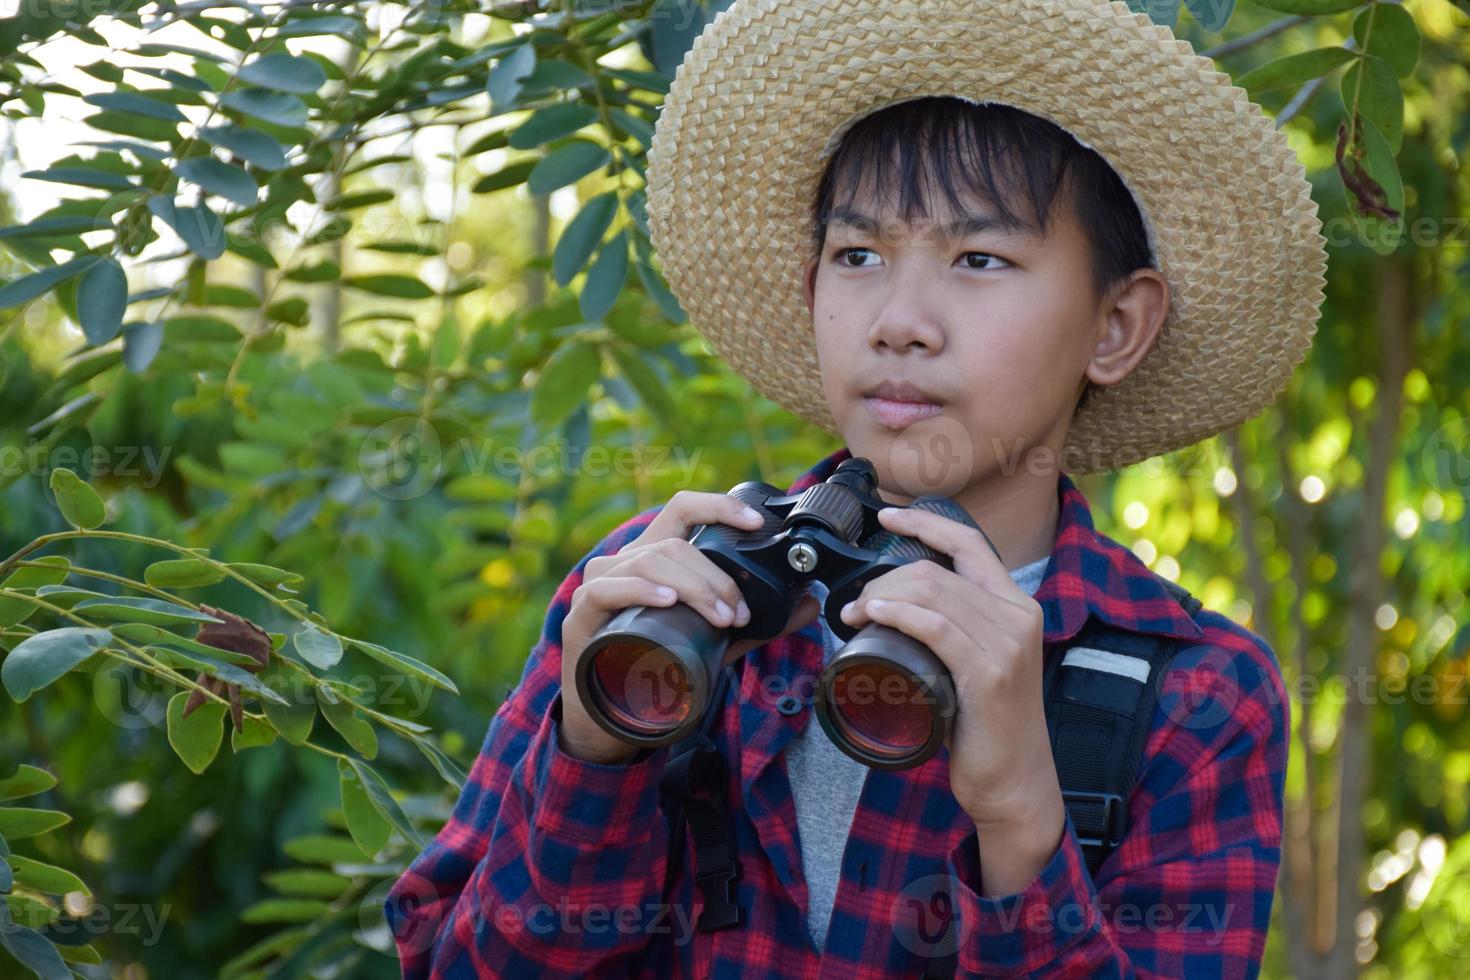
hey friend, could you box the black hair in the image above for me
[808,96,1156,415]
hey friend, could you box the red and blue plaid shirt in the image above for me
[386,446,1288,978]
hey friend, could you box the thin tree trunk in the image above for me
[1323,255,1415,977]
[1224,422,1320,980]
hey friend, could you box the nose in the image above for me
[865,262,946,354]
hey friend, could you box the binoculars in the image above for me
[572,456,1000,770]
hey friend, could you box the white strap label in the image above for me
[1061,647,1151,684]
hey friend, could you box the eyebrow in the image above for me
[826,206,1040,241]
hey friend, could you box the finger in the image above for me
[853,598,967,672]
[838,567,1003,636]
[562,574,680,644]
[641,490,767,543]
[614,541,750,627]
[875,506,1014,593]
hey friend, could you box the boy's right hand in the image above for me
[557,490,822,764]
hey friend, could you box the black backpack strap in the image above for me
[657,662,743,932]
[1044,576,1203,876]
[918,577,1203,979]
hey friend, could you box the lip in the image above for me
[864,396,944,429]
[864,380,942,403]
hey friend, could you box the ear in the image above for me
[801,254,819,317]
[1084,268,1170,387]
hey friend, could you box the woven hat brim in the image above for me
[644,0,1328,474]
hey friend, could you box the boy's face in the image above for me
[801,168,1168,501]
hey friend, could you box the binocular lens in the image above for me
[828,663,933,760]
[589,641,693,736]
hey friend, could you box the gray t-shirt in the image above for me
[786,553,1052,951]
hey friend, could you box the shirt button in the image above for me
[776,694,802,716]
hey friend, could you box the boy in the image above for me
[387,0,1327,976]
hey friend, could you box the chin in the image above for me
[847,427,981,502]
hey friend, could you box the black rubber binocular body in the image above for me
[573,456,999,770]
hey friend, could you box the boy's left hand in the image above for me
[838,505,1066,893]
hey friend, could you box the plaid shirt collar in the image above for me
[788,446,1205,646]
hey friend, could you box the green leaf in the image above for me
[0,765,56,802]
[324,190,393,211]
[527,140,610,196]
[197,124,288,171]
[1341,54,1403,152]
[121,321,163,373]
[281,834,364,865]
[261,869,349,899]
[634,251,686,325]
[75,258,128,345]
[72,596,222,626]
[1353,4,1419,78]
[553,191,618,287]
[220,88,307,128]
[318,692,377,759]
[411,735,467,792]
[9,856,88,896]
[174,157,258,207]
[166,690,225,775]
[148,196,226,260]
[237,53,327,94]
[143,558,227,588]
[48,468,107,530]
[608,343,677,426]
[0,921,70,979]
[1235,47,1359,96]
[109,622,260,668]
[487,42,536,111]
[1249,0,1362,11]
[22,166,136,191]
[0,808,70,839]
[362,240,439,256]
[609,108,655,150]
[338,758,390,856]
[231,715,277,751]
[510,103,599,150]
[531,341,601,427]
[347,759,423,848]
[345,637,459,695]
[581,230,629,321]
[229,562,304,591]
[276,15,365,39]
[293,622,342,670]
[0,215,111,241]
[1346,119,1405,256]
[0,256,101,311]
[240,898,332,923]
[342,274,434,299]
[472,159,537,195]
[82,91,186,122]
[1,627,112,702]
[31,585,108,608]
[0,556,70,628]
[261,669,314,745]
[219,927,312,978]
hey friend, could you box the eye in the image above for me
[833,246,879,268]
[960,252,1010,270]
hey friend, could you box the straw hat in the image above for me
[643,0,1329,474]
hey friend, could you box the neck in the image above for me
[865,437,1066,572]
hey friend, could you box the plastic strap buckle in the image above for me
[1062,790,1127,850]
[694,859,743,931]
